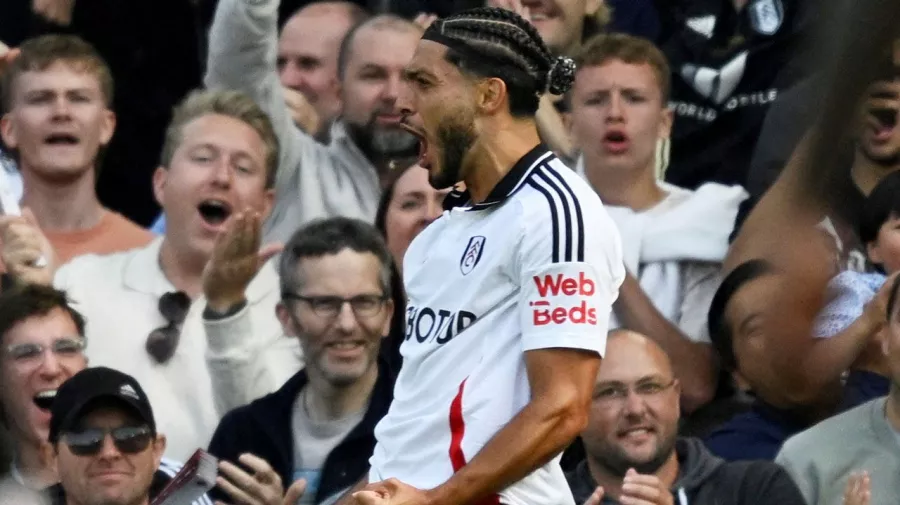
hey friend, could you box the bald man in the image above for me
[566,330,805,505]
[207,0,422,244]
[278,2,369,138]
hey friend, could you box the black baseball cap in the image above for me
[49,367,156,444]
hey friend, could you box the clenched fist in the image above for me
[0,209,56,287]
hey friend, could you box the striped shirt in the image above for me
[369,145,625,505]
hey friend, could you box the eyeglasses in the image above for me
[593,379,676,405]
[282,293,387,319]
[146,291,190,364]
[5,337,85,363]
[62,425,153,456]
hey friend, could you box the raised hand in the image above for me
[283,86,321,136]
[412,13,438,30]
[619,468,675,505]
[0,42,20,79]
[843,471,871,505]
[31,0,76,25]
[863,271,900,327]
[202,210,283,313]
[0,208,56,286]
[216,453,307,505]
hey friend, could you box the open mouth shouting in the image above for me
[43,132,81,151]
[399,121,432,170]
[602,128,630,155]
[33,388,57,411]
[197,199,233,230]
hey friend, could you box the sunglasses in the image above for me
[62,425,153,456]
[145,291,190,364]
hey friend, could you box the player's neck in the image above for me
[303,361,379,422]
[584,154,664,211]
[465,121,541,203]
[20,166,104,232]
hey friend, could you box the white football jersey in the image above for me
[369,146,625,505]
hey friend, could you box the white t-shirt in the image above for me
[369,146,625,505]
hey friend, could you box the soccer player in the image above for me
[352,7,626,505]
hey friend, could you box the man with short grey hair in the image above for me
[208,217,396,505]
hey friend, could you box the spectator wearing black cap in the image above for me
[46,367,212,505]
[0,285,87,492]
[1,88,302,462]
[0,286,213,504]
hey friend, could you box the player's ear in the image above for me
[476,77,507,115]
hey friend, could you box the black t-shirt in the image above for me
[661,0,815,190]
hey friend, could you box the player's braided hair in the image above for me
[423,7,576,116]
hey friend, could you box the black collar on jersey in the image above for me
[442,143,552,211]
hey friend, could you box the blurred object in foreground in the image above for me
[725,0,900,412]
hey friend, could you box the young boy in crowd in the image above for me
[810,171,900,405]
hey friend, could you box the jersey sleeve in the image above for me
[515,185,625,356]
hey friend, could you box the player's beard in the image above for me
[429,117,477,190]
[593,429,677,477]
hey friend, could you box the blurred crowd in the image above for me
[0,0,897,504]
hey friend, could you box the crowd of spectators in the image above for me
[0,0,897,504]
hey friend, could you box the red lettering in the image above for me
[531,300,598,326]
[534,307,550,325]
[579,272,595,296]
[570,301,587,323]
[533,272,597,297]
[533,274,562,297]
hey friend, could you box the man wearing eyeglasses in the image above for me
[0,88,303,462]
[567,330,804,505]
[0,286,212,505]
[46,367,212,505]
[0,284,87,493]
[207,217,396,505]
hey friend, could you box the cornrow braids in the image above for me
[423,7,576,116]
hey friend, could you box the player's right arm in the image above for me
[415,180,627,505]
[423,347,602,505]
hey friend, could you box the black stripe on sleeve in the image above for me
[526,177,562,263]
[534,168,575,262]
[545,167,586,262]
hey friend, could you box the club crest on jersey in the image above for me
[748,0,783,36]
[460,236,486,275]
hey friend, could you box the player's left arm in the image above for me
[425,347,601,505]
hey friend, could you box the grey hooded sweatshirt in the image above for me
[566,437,805,505]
